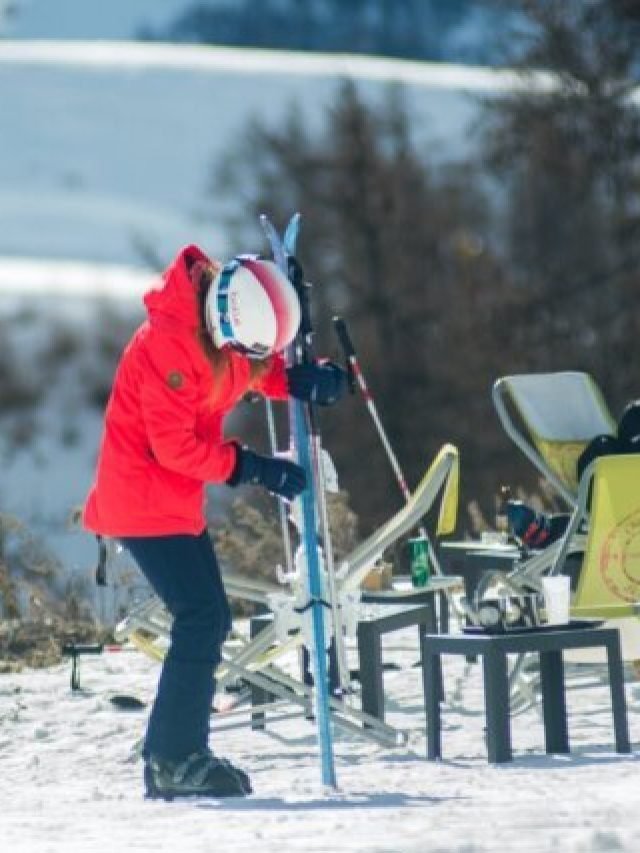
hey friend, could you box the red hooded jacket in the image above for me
[82,245,289,537]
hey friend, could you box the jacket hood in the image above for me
[143,244,211,331]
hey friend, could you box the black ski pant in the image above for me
[120,531,231,761]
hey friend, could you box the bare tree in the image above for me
[480,0,640,405]
[212,81,516,532]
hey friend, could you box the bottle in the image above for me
[408,535,430,587]
[495,485,512,543]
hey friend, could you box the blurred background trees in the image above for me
[146,0,509,65]
[212,0,640,535]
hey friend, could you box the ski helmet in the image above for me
[205,255,301,358]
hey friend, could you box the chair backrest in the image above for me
[436,444,459,538]
[573,454,640,616]
[492,371,616,507]
[340,443,459,593]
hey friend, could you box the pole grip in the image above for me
[332,316,357,394]
[333,315,357,359]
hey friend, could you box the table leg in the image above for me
[423,646,442,760]
[604,635,631,754]
[482,649,511,763]
[357,621,384,723]
[539,650,569,754]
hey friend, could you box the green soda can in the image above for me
[408,535,430,587]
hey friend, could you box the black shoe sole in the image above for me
[218,760,252,795]
[144,764,250,800]
[145,788,247,801]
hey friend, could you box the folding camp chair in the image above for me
[503,453,640,703]
[465,373,623,709]
[114,443,462,744]
[492,371,616,508]
[451,371,613,614]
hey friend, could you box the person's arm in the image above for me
[250,353,289,400]
[139,337,306,499]
[139,336,238,483]
[253,353,347,406]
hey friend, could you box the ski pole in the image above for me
[333,316,435,561]
[279,216,350,700]
[261,213,337,790]
[288,262,352,703]
[264,399,295,582]
[334,316,413,503]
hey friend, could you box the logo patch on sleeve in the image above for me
[167,370,184,390]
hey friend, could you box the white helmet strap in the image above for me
[214,258,241,347]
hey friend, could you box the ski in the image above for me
[259,212,338,790]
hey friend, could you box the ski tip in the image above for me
[283,212,302,255]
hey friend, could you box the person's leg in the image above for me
[121,531,230,761]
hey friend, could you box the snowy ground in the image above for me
[1,621,640,853]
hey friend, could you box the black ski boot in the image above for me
[144,750,252,800]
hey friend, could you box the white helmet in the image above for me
[205,255,301,358]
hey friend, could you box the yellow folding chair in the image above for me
[550,454,640,622]
[502,453,640,712]
[492,371,616,508]
[338,442,460,592]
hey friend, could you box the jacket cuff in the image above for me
[226,442,244,486]
[257,354,289,400]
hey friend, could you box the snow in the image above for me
[1,621,640,852]
[0,40,509,267]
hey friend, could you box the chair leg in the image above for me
[249,615,275,730]
[357,621,384,723]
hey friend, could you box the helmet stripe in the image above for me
[216,259,240,344]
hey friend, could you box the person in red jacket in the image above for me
[83,245,345,799]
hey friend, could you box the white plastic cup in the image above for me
[542,575,571,625]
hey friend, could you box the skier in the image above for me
[82,244,346,799]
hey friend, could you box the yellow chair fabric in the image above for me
[572,455,640,619]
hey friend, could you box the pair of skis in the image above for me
[259,212,340,790]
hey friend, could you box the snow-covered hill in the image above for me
[0,40,509,267]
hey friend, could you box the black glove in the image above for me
[227,446,306,501]
[286,360,347,406]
